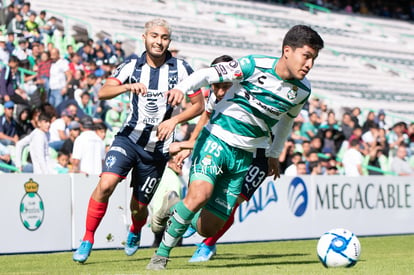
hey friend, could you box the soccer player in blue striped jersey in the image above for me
[72,18,204,264]
[147,25,324,270]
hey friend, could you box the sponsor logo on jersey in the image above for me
[216,64,228,75]
[109,146,127,156]
[233,70,243,79]
[229,60,239,68]
[144,99,159,113]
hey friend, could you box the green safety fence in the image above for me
[0,161,20,173]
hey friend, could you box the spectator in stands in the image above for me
[300,111,320,140]
[77,91,95,117]
[0,101,18,146]
[114,40,125,61]
[279,139,296,173]
[27,112,52,174]
[20,2,32,21]
[341,138,364,176]
[5,32,15,55]
[351,107,361,128]
[365,142,389,175]
[0,142,13,173]
[320,110,340,130]
[308,160,322,175]
[15,107,34,138]
[60,120,81,157]
[340,112,354,140]
[284,152,303,176]
[104,99,124,131]
[362,124,380,149]
[35,10,47,30]
[320,128,337,155]
[42,16,58,37]
[388,121,409,157]
[77,43,94,64]
[49,47,71,107]
[66,69,85,100]
[375,109,388,130]
[36,51,52,94]
[325,165,339,175]
[25,11,41,43]
[71,115,105,175]
[7,12,25,37]
[310,136,323,153]
[94,121,108,142]
[4,5,17,28]
[52,151,70,174]
[301,140,311,160]
[0,36,10,64]
[68,53,85,76]
[0,56,28,105]
[12,37,31,65]
[361,110,378,133]
[49,109,72,151]
[390,145,414,176]
[290,121,307,144]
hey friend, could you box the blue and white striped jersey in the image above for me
[108,52,199,153]
[175,54,311,153]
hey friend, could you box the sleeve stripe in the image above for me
[187,88,202,97]
[107,77,122,85]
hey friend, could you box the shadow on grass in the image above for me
[176,252,318,270]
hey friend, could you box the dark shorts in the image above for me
[102,135,169,205]
[240,149,269,201]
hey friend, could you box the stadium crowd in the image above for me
[262,0,414,21]
[0,1,413,176]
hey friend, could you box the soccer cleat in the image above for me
[151,191,180,234]
[189,242,217,262]
[146,253,169,270]
[124,231,141,256]
[73,241,93,263]
[182,226,196,238]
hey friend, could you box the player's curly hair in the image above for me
[144,18,172,35]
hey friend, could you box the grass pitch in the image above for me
[0,234,413,274]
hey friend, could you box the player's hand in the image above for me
[157,117,178,141]
[125,83,147,95]
[267,157,280,180]
[169,142,183,155]
[166,89,184,107]
[174,149,192,167]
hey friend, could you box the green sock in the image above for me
[156,201,194,257]
[190,210,201,232]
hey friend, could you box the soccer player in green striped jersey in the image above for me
[147,25,324,270]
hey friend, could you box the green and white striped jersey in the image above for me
[176,54,311,153]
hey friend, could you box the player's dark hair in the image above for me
[282,25,324,52]
[211,55,233,66]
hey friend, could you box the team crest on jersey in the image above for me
[105,155,117,169]
[201,155,212,166]
[168,75,178,89]
[287,86,298,100]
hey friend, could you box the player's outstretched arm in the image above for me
[98,78,148,100]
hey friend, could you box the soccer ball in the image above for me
[317,228,361,268]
